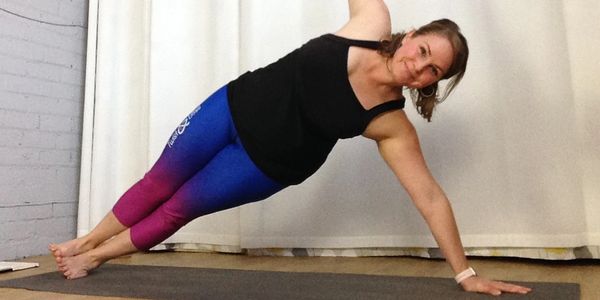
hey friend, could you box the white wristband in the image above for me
[454,267,477,284]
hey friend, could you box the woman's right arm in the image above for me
[336,0,392,40]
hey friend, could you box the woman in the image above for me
[51,0,531,296]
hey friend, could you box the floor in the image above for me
[1,252,598,299]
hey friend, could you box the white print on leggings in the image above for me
[168,104,202,148]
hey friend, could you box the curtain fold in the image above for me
[562,1,600,245]
[79,0,599,258]
[145,0,242,248]
[78,0,151,237]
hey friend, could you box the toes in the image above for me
[76,271,88,279]
[66,270,87,280]
[49,244,63,257]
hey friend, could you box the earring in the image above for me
[419,86,436,98]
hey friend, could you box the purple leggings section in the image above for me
[112,85,285,250]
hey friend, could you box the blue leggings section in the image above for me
[112,85,285,250]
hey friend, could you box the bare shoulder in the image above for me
[335,0,392,41]
[362,109,417,142]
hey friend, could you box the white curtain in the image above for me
[79,0,600,257]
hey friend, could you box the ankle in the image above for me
[86,252,107,269]
[77,236,98,251]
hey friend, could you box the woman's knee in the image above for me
[138,172,179,200]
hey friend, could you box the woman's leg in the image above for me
[49,212,126,258]
[112,85,237,228]
[50,86,236,258]
[58,138,285,279]
[129,139,285,250]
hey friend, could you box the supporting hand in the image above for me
[460,276,532,296]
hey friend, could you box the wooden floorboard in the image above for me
[1,252,598,299]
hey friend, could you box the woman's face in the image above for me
[389,32,454,89]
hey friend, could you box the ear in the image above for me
[402,30,416,43]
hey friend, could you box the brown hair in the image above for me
[379,19,469,122]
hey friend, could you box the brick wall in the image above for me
[0,0,88,260]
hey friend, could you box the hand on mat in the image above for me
[460,276,532,296]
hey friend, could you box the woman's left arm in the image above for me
[376,124,469,275]
[368,113,531,296]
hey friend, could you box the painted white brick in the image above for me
[0,220,37,241]
[58,2,89,26]
[0,244,18,261]
[8,0,61,17]
[17,232,75,258]
[54,132,82,150]
[0,33,86,69]
[0,206,16,222]
[55,166,79,179]
[38,169,79,195]
[39,149,73,165]
[53,202,77,217]
[72,117,83,133]
[1,52,86,86]
[0,109,40,129]
[59,0,87,10]
[0,166,56,186]
[14,240,41,259]
[0,146,39,165]
[0,186,39,206]
[1,73,84,101]
[35,217,75,238]
[0,128,25,147]
[1,129,79,150]
[0,54,29,77]
[0,92,84,116]
[39,114,80,132]
[4,13,87,50]
[29,236,58,257]
[0,0,87,260]
[70,151,81,164]
[0,166,78,206]
[0,183,78,206]
[0,204,52,222]
[20,204,54,220]
[20,130,59,148]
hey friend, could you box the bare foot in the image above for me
[48,238,94,259]
[57,252,102,280]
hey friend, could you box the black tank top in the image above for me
[227,34,405,185]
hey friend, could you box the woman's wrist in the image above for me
[454,267,477,284]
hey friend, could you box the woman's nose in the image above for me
[415,58,429,74]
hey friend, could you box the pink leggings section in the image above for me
[112,86,285,250]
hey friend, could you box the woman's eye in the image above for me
[431,66,438,76]
[420,47,426,56]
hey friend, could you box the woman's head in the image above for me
[379,19,469,122]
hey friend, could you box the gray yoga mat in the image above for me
[0,263,579,299]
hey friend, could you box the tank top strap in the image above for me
[323,34,382,50]
[365,98,406,120]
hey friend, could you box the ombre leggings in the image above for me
[112,86,285,250]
